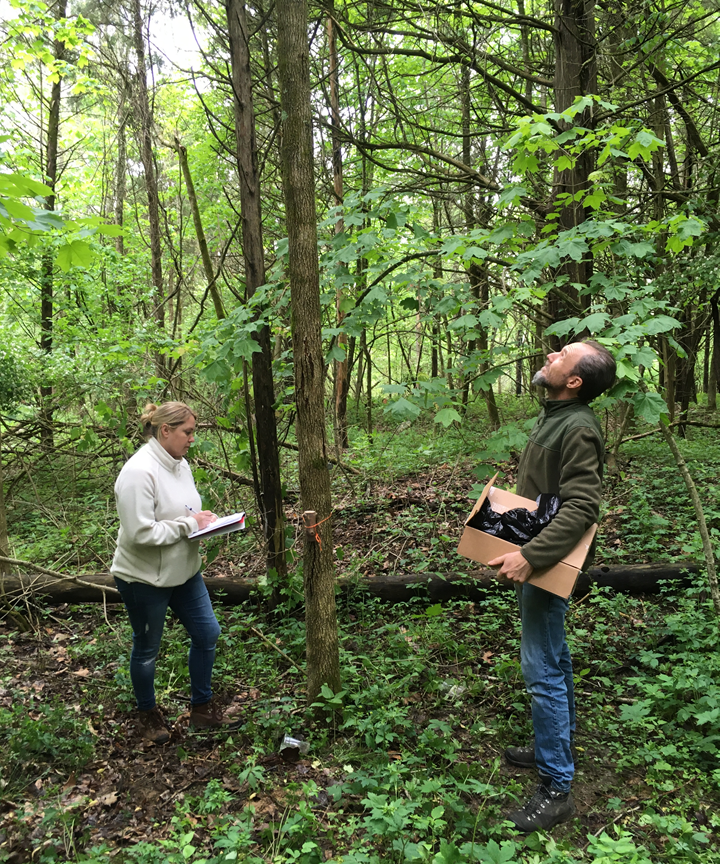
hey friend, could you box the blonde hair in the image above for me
[140,402,196,439]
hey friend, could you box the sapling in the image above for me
[657,419,720,618]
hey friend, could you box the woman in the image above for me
[111,402,237,743]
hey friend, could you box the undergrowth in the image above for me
[1,577,720,863]
[2,407,720,861]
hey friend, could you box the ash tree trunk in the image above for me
[276,0,341,702]
[226,0,287,583]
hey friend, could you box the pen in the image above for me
[185,505,197,513]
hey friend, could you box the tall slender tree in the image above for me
[276,0,340,701]
[38,0,68,448]
[131,0,165,361]
[225,0,287,582]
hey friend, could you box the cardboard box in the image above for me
[457,474,597,598]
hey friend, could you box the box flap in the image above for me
[558,524,597,568]
[464,472,499,525]
[486,486,537,514]
[529,562,580,598]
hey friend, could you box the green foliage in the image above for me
[0,698,95,786]
[0,348,29,409]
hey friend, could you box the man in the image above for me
[488,340,616,832]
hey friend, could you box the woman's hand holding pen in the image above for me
[186,505,217,531]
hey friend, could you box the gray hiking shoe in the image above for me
[506,783,575,832]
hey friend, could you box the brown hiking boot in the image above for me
[137,707,170,744]
[190,696,242,731]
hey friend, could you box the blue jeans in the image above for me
[516,582,575,792]
[114,571,221,711]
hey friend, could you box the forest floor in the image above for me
[1,418,720,862]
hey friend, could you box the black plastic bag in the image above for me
[467,493,561,545]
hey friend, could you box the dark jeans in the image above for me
[114,571,221,711]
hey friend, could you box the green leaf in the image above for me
[56,239,94,271]
[545,317,580,338]
[497,185,527,207]
[1,197,35,220]
[583,188,606,210]
[615,359,639,381]
[631,346,657,367]
[632,391,668,424]
[513,152,539,173]
[449,314,478,330]
[326,343,346,363]
[95,223,124,237]
[695,709,720,726]
[434,408,461,427]
[676,216,704,240]
[556,235,587,261]
[642,315,679,336]
[384,397,421,421]
[576,311,609,334]
[432,840,462,864]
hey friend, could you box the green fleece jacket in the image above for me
[516,399,604,571]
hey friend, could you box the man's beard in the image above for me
[532,369,548,388]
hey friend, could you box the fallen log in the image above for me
[0,562,700,606]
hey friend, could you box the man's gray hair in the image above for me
[573,341,616,403]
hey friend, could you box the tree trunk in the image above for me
[658,421,720,618]
[39,0,67,450]
[0,426,8,578]
[131,0,166,361]
[548,0,596,332]
[709,330,718,412]
[1,562,700,606]
[366,337,373,440]
[327,9,350,450]
[276,0,340,701]
[115,99,127,257]
[175,139,226,320]
[226,0,287,583]
[709,291,720,411]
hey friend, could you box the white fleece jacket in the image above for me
[111,436,202,587]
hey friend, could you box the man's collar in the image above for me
[541,398,582,412]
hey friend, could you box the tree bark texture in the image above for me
[131,0,165,333]
[276,0,341,701]
[328,12,350,451]
[226,0,287,582]
[549,0,597,328]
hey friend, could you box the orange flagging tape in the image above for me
[305,514,332,551]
